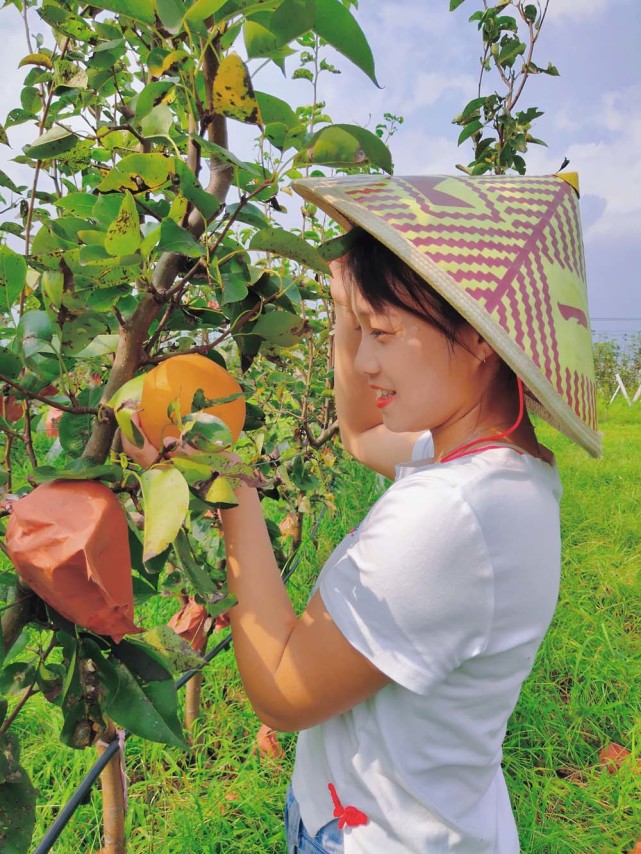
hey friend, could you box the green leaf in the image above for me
[42,270,64,310]
[244,19,280,58]
[270,0,315,44]
[158,219,204,257]
[318,230,357,262]
[0,735,37,853]
[174,159,221,221]
[458,119,483,145]
[252,309,301,347]
[183,0,228,27]
[226,201,269,229]
[303,124,361,168]
[138,626,205,674]
[255,91,298,128]
[313,0,379,86]
[85,0,155,25]
[0,663,36,696]
[0,246,27,315]
[180,412,233,452]
[15,310,54,358]
[55,191,98,216]
[0,169,24,195]
[31,461,122,484]
[133,81,174,122]
[54,59,88,90]
[141,465,190,561]
[156,0,186,32]
[0,349,21,379]
[330,124,393,173]
[71,333,120,358]
[191,134,264,178]
[96,153,175,193]
[450,0,467,9]
[105,192,140,256]
[92,651,186,748]
[23,125,79,160]
[454,96,488,124]
[249,227,329,273]
[140,103,174,139]
[58,386,102,456]
[173,529,217,594]
[497,38,526,67]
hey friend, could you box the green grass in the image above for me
[14,399,641,852]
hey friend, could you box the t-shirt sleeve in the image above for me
[319,474,494,695]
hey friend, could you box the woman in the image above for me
[218,173,598,853]
[132,173,600,852]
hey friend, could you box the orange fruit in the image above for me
[140,353,245,450]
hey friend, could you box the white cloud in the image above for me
[525,87,641,243]
[399,71,477,113]
[389,131,460,176]
[545,0,612,20]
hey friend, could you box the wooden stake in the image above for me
[185,672,204,742]
[97,719,126,854]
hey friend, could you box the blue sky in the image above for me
[1,0,639,343]
[256,0,641,343]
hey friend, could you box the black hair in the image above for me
[342,227,469,351]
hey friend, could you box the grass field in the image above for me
[13,399,641,853]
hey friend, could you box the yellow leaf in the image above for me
[19,53,53,69]
[213,53,262,126]
[149,49,189,78]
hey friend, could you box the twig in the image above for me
[0,374,97,414]
[22,406,38,469]
[0,637,56,735]
[302,420,339,450]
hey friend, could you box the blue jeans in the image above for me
[284,784,344,853]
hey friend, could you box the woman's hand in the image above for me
[329,259,352,309]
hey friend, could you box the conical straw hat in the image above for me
[292,173,600,457]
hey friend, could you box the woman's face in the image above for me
[349,288,487,435]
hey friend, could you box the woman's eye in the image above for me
[370,329,387,339]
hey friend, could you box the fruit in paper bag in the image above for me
[140,353,245,450]
[5,479,140,642]
[168,597,212,652]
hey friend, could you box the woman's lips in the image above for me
[374,390,395,409]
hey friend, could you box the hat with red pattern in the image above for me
[293,173,600,457]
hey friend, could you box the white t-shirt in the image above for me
[292,434,562,853]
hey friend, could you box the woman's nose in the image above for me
[353,336,378,377]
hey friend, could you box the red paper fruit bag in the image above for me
[5,479,140,642]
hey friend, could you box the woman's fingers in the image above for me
[329,258,351,307]
[120,412,161,468]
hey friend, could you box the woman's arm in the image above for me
[331,261,423,479]
[120,420,389,732]
[220,484,389,731]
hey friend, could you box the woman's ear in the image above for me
[458,326,496,365]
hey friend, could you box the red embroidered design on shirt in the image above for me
[327,783,368,829]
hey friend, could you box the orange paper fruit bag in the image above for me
[168,597,211,652]
[5,479,140,642]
